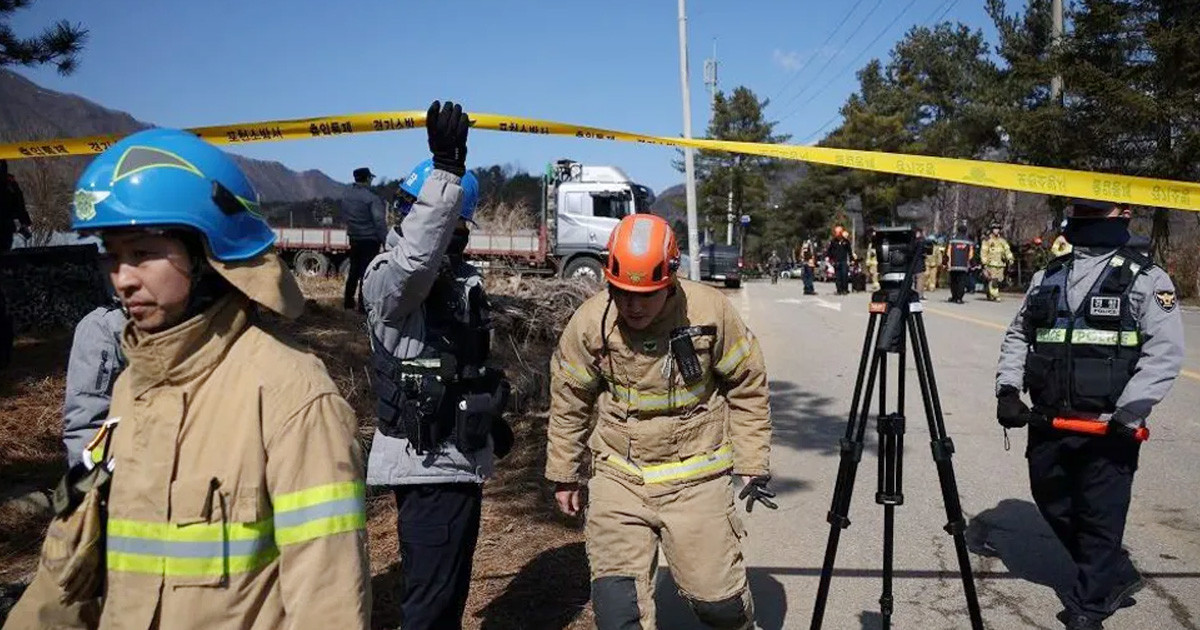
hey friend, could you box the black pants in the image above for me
[1027,429,1141,621]
[801,266,815,294]
[949,270,967,302]
[393,483,483,630]
[834,261,849,294]
[0,230,13,254]
[344,238,381,309]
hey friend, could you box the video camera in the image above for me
[872,226,934,291]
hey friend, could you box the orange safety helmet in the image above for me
[833,225,844,236]
[1033,237,1044,246]
[604,214,680,292]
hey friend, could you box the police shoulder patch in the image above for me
[1155,290,1178,312]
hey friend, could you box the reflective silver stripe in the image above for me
[107,535,275,559]
[629,217,653,255]
[641,446,734,483]
[1036,328,1139,346]
[272,497,363,528]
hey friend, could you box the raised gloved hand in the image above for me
[738,476,778,513]
[426,100,469,176]
[996,385,1029,429]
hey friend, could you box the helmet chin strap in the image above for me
[172,230,234,322]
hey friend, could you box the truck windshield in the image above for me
[633,184,655,214]
[593,194,631,219]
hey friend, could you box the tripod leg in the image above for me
[811,313,884,630]
[907,312,985,630]
[877,338,906,630]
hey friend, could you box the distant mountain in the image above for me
[0,69,348,203]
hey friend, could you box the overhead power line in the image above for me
[769,0,870,104]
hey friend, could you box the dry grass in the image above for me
[0,273,596,628]
[473,202,537,234]
[0,332,73,586]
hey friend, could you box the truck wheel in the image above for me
[724,278,742,289]
[294,251,330,277]
[338,258,351,277]
[563,257,604,284]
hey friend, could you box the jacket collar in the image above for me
[121,294,252,399]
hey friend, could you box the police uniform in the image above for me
[362,166,509,630]
[996,244,1184,626]
[946,239,973,303]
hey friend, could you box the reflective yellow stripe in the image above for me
[273,481,366,546]
[715,337,752,376]
[108,518,273,542]
[106,518,277,577]
[609,378,712,411]
[275,513,366,546]
[601,444,735,484]
[107,546,279,577]
[1035,328,1139,346]
[1036,328,1067,343]
[557,357,598,388]
[274,481,363,512]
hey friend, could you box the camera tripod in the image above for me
[809,254,983,630]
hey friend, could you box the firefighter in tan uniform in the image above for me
[546,214,774,630]
[981,222,1015,301]
[6,129,370,630]
[924,238,944,292]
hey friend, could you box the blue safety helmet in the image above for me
[71,128,275,261]
[396,158,479,223]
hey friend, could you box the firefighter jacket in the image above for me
[7,294,371,629]
[925,245,944,270]
[63,302,128,468]
[947,240,973,272]
[981,236,1013,268]
[546,280,771,487]
[361,169,498,486]
[997,247,1184,429]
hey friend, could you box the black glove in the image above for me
[996,385,1029,429]
[738,476,778,513]
[426,100,469,176]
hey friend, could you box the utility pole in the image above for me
[1050,0,1064,102]
[726,190,734,245]
[951,184,961,235]
[678,0,701,281]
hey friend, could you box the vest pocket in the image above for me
[1071,358,1123,413]
[1023,353,1061,409]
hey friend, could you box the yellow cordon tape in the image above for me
[2,109,1199,212]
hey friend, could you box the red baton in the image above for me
[1052,417,1150,442]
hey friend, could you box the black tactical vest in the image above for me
[948,240,972,271]
[1022,248,1150,416]
[369,264,505,453]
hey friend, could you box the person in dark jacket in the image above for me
[826,226,852,295]
[339,166,387,311]
[995,198,1184,630]
[1,159,33,254]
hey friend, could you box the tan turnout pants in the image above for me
[586,473,754,629]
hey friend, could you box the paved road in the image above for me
[658,280,1200,630]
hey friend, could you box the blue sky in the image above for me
[10,0,998,194]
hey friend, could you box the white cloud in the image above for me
[773,49,803,72]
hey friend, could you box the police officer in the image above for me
[361,101,511,630]
[946,231,974,304]
[340,165,387,311]
[995,198,1184,630]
